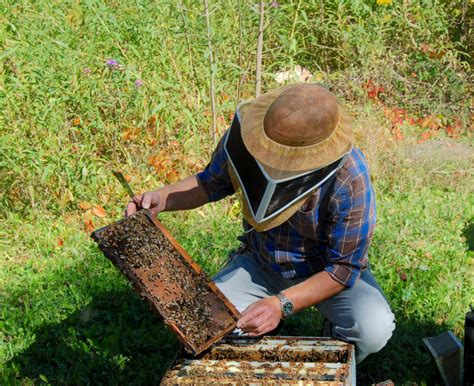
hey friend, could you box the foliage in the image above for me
[0,0,472,384]
[263,0,471,120]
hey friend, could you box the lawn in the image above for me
[1,0,472,384]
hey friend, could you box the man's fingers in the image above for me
[247,321,274,337]
[132,196,142,207]
[241,313,269,331]
[123,192,162,218]
[238,308,269,330]
[125,201,138,217]
[237,297,282,336]
[125,194,143,217]
[141,193,152,209]
[237,304,265,328]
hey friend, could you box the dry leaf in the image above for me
[92,205,106,218]
[79,201,92,210]
[421,131,431,140]
[71,117,81,126]
[165,169,179,182]
[146,115,157,131]
[84,219,94,234]
[148,155,163,170]
[147,138,158,146]
[364,79,385,100]
[421,115,441,130]
[122,127,141,141]
[445,125,455,136]
[428,50,440,59]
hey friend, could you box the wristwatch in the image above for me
[276,292,294,318]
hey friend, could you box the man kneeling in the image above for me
[126,84,395,363]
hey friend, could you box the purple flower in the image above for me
[106,59,119,67]
[134,79,143,87]
[82,67,91,74]
[271,1,280,7]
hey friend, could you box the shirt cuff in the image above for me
[324,263,361,288]
[195,171,234,202]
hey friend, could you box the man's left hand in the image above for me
[237,296,282,336]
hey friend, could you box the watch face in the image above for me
[282,300,294,317]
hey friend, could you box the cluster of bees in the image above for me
[98,213,171,269]
[163,361,342,383]
[95,211,235,351]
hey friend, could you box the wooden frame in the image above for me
[92,210,240,355]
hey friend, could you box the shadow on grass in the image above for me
[462,220,474,251]
[356,318,448,384]
[6,292,446,385]
[5,289,180,385]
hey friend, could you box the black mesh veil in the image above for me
[224,114,344,223]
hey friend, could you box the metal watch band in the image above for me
[277,292,294,318]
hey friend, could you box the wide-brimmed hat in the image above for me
[239,83,353,179]
[228,84,354,232]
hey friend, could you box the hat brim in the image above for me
[239,85,354,173]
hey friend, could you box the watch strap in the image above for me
[276,292,294,318]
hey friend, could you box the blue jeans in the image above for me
[213,253,395,363]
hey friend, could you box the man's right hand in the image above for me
[123,176,210,218]
[125,190,164,217]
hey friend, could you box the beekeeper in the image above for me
[126,84,395,363]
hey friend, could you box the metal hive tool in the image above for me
[161,336,356,385]
[91,210,240,355]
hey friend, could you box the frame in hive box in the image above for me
[161,336,356,385]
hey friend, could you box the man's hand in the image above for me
[125,190,164,217]
[237,296,282,336]
[124,176,210,218]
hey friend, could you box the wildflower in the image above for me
[82,67,91,74]
[376,0,392,5]
[271,1,280,7]
[106,59,119,68]
[134,79,143,87]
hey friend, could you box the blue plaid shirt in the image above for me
[197,135,376,288]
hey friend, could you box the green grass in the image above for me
[1,0,473,384]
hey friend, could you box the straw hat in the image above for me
[239,83,353,179]
[232,84,354,231]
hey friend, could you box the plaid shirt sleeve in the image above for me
[196,133,235,202]
[324,157,376,288]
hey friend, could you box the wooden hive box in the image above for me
[161,336,356,385]
[91,210,240,355]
